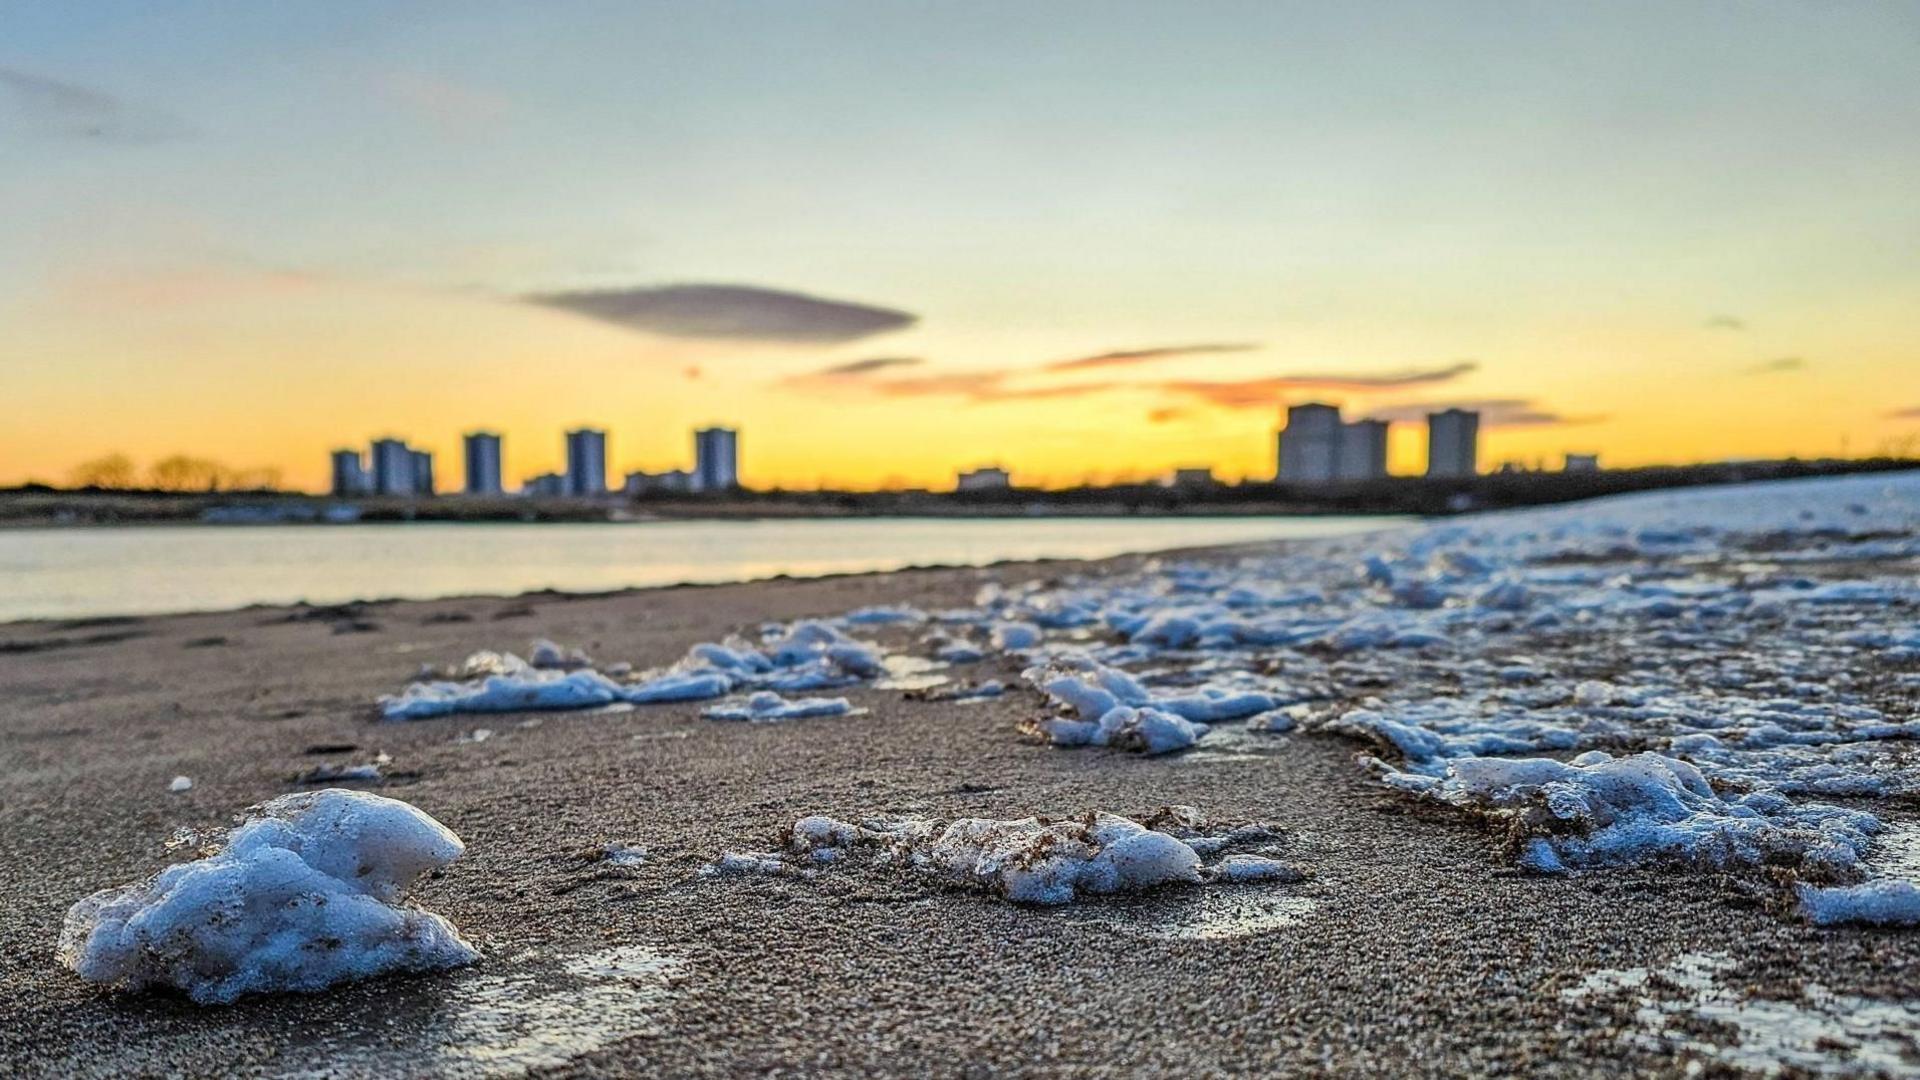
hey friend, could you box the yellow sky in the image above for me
[5,5,1918,492]
[3,261,1915,493]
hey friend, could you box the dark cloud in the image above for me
[1360,398,1602,428]
[524,283,916,344]
[1705,314,1747,331]
[1159,361,1478,410]
[1046,342,1260,372]
[1749,357,1804,374]
[0,66,191,142]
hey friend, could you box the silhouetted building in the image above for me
[956,466,1012,492]
[1427,409,1480,478]
[625,469,694,496]
[370,438,416,497]
[409,449,435,496]
[464,431,503,495]
[693,427,739,492]
[565,428,607,496]
[330,449,369,496]
[1564,453,1600,473]
[1336,419,1390,481]
[1277,403,1344,483]
[524,472,566,497]
[1167,467,1216,488]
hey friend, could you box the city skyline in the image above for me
[4,4,1918,491]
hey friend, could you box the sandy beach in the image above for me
[2,504,1917,1080]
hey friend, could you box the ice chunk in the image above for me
[842,605,927,625]
[1206,855,1305,884]
[990,621,1044,651]
[622,669,736,704]
[1029,706,1210,756]
[1381,751,1878,877]
[380,670,620,720]
[59,790,477,1004]
[1797,880,1920,926]
[528,638,594,670]
[702,691,853,722]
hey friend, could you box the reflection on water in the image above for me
[874,654,952,691]
[275,945,681,1079]
[1562,951,1920,1077]
[0,516,1400,621]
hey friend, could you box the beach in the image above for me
[4,475,1920,1078]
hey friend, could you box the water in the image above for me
[0,515,1398,622]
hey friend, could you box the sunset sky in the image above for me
[4,2,1918,492]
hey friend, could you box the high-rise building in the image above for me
[409,449,435,495]
[1336,419,1390,481]
[1276,403,1344,483]
[565,428,607,496]
[330,449,369,496]
[370,438,416,496]
[1563,453,1600,473]
[1427,409,1481,478]
[692,426,739,493]
[464,431,503,496]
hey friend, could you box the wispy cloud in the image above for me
[0,66,191,142]
[777,356,925,390]
[1147,406,1191,424]
[871,370,1117,403]
[1749,356,1804,375]
[1159,360,1478,409]
[1361,398,1602,428]
[523,283,916,344]
[814,357,924,378]
[1888,406,1920,420]
[1705,314,1747,331]
[1046,342,1260,372]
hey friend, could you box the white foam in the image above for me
[60,789,477,1004]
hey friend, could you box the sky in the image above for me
[3,1,1918,492]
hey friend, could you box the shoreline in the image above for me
[4,487,1916,1078]
[0,518,1404,626]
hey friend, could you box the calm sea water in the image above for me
[0,516,1401,622]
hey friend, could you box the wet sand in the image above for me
[2,552,1915,1078]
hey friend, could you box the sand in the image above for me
[2,552,1916,1079]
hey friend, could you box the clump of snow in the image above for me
[383,615,899,719]
[1028,706,1210,756]
[842,605,927,625]
[381,665,620,720]
[1797,880,1920,926]
[529,638,594,670]
[702,691,853,723]
[990,621,1044,651]
[295,761,383,784]
[1378,750,1877,877]
[710,807,1305,906]
[59,789,477,1004]
[602,843,649,868]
